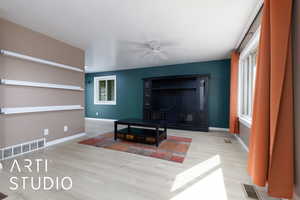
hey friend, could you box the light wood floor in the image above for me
[0,119,277,200]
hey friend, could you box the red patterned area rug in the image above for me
[79,133,192,163]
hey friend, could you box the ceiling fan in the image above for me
[122,40,175,61]
[142,40,168,60]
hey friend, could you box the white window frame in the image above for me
[94,75,117,105]
[238,27,260,128]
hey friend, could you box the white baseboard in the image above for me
[209,127,229,132]
[234,135,249,152]
[85,117,116,122]
[46,132,86,147]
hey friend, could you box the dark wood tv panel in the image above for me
[143,75,209,132]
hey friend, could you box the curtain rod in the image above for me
[237,4,264,52]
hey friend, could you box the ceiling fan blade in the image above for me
[159,41,176,47]
[119,40,148,48]
[126,49,147,54]
[141,51,152,58]
[158,51,168,60]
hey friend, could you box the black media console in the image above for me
[143,75,209,131]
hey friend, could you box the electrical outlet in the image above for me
[43,129,49,136]
[96,112,99,116]
[64,126,68,132]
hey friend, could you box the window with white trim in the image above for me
[240,51,257,118]
[94,75,116,105]
[238,28,260,125]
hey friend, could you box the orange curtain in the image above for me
[229,52,240,134]
[248,0,294,198]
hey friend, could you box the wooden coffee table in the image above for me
[114,118,167,147]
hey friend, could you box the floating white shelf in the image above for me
[0,105,83,115]
[0,79,84,91]
[0,49,84,73]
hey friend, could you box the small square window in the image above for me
[94,75,116,105]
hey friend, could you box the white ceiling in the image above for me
[0,0,260,73]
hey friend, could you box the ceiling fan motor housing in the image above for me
[148,40,161,52]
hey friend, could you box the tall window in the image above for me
[238,28,260,126]
[240,52,257,117]
[94,75,116,105]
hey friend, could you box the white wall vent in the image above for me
[0,138,45,160]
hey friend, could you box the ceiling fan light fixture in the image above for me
[148,40,161,52]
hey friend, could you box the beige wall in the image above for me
[0,18,85,147]
[294,0,300,199]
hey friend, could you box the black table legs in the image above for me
[114,121,117,141]
[128,124,131,133]
[156,127,159,147]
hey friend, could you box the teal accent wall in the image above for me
[85,59,231,128]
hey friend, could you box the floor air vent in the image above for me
[242,184,260,199]
[0,138,45,161]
